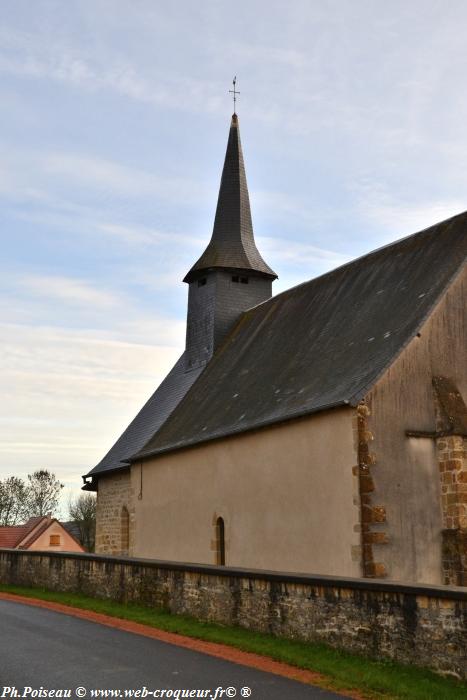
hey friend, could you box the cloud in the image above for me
[352,179,465,238]
[364,201,466,237]
[97,222,205,250]
[18,275,120,309]
[0,25,223,115]
[0,144,209,221]
[41,151,208,202]
[259,235,348,267]
[1,269,187,346]
[0,322,183,478]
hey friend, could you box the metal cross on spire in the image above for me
[229,76,240,114]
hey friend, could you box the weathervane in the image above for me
[229,76,240,114]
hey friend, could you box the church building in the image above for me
[83,113,467,587]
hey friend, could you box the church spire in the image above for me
[183,114,277,283]
[183,111,277,371]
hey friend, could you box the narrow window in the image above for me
[49,534,60,546]
[121,506,130,554]
[240,277,249,284]
[216,517,225,566]
[198,278,207,287]
[231,275,239,283]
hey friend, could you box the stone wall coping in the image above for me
[1,549,466,601]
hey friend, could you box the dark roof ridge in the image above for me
[250,209,466,312]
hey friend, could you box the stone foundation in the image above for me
[0,550,465,680]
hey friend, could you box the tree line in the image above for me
[0,469,96,551]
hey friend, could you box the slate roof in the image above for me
[85,353,203,478]
[132,211,466,461]
[184,114,277,282]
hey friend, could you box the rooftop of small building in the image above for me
[0,516,60,549]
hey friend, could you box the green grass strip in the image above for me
[0,584,465,700]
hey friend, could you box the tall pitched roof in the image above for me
[184,114,277,283]
[132,211,466,461]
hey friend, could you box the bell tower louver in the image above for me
[184,114,277,371]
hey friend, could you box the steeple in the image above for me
[184,114,277,283]
[184,113,277,372]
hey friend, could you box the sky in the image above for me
[1,0,467,514]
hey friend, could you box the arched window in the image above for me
[121,506,130,554]
[216,517,225,566]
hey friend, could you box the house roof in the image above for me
[0,516,86,551]
[85,353,204,479]
[132,211,466,461]
[0,525,30,548]
[0,516,45,549]
[183,114,277,283]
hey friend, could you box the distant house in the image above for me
[0,515,85,552]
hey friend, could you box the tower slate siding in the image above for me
[185,271,272,370]
[183,113,276,370]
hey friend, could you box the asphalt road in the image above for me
[0,600,347,700]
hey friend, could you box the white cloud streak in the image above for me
[18,275,120,308]
[0,322,182,479]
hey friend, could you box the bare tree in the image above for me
[68,493,96,552]
[26,470,64,518]
[0,477,29,526]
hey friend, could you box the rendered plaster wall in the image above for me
[0,551,465,680]
[95,470,134,555]
[132,407,361,577]
[365,267,466,584]
[26,523,84,553]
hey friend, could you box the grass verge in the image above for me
[0,584,465,700]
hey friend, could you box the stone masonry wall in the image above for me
[0,550,465,680]
[95,470,134,555]
[354,403,388,578]
[437,435,467,585]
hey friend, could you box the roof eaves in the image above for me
[184,261,277,284]
[129,398,350,463]
[18,519,50,549]
[81,462,130,481]
[15,517,47,549]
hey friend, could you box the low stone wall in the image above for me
[1,550,466,680]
